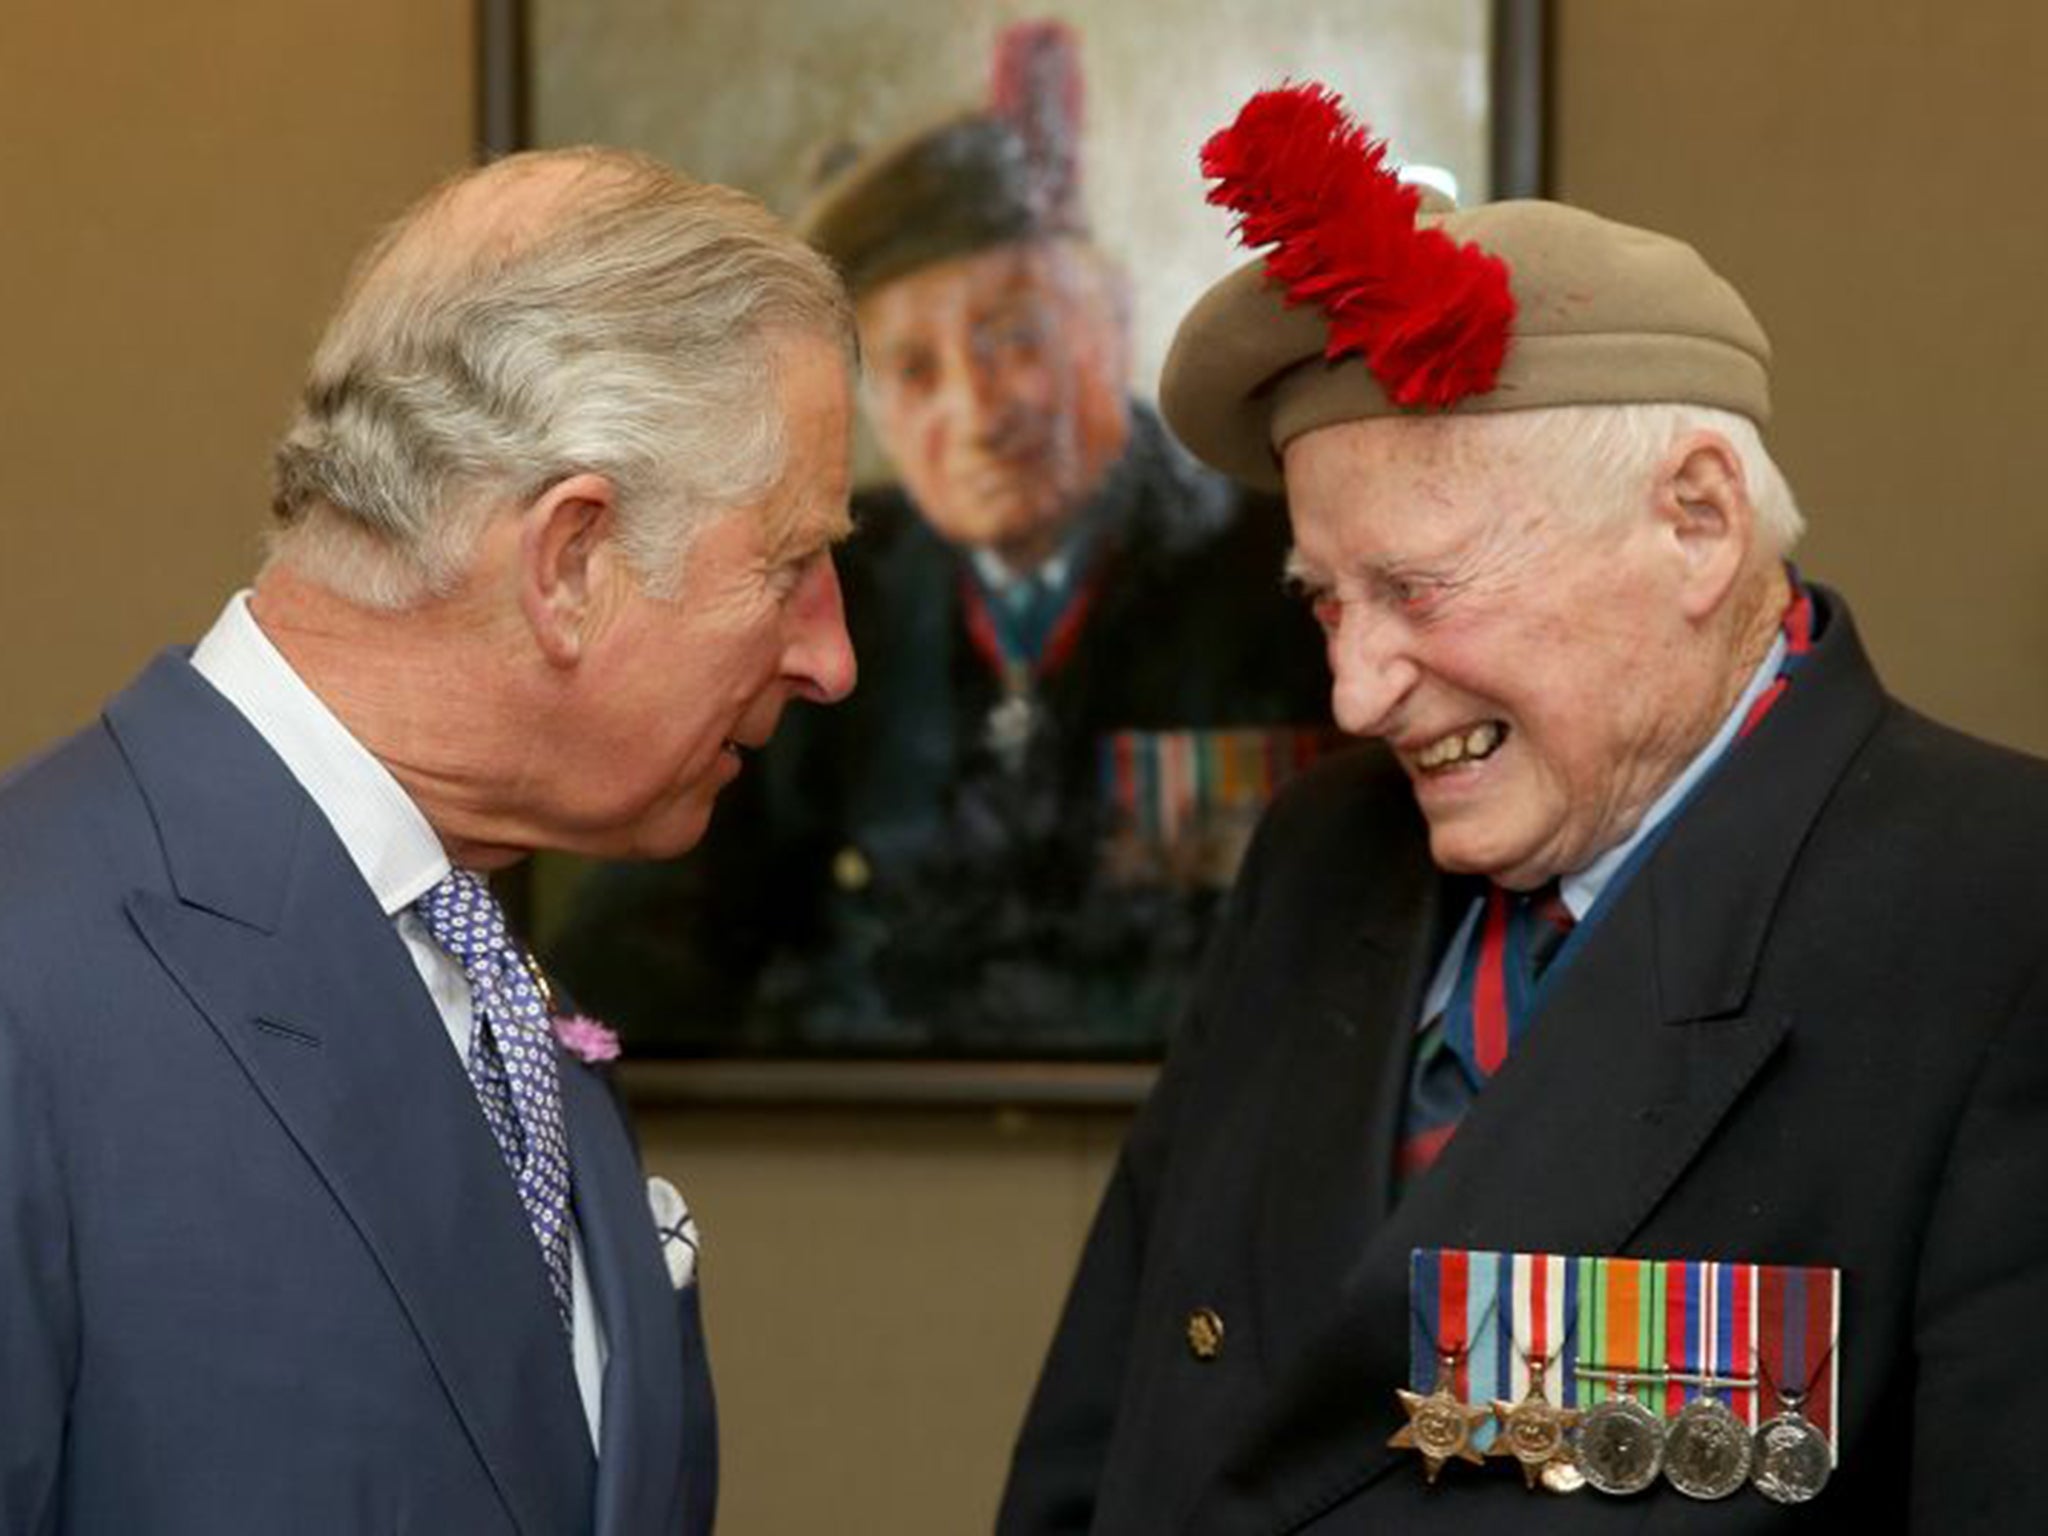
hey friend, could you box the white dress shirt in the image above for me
[192,591,608,1450]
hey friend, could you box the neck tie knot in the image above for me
[1397,879,1577,1191]
[415,867,514,972]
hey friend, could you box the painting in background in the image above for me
[520,0,1502,1061]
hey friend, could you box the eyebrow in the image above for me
[1282,549,1325,587]
[763,498,855,565]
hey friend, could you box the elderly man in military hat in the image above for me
[547,31,1329,1055]
[997,84,2048,1533]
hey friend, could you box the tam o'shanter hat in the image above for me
[1160,83,1774,492]
[800,21,1090,298]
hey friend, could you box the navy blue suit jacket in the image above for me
[0,654,717,1535]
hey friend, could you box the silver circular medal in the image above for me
[1574,1396,1665,1495]
[1662,1397,1753,1499]
[1751,1411,1832,1504]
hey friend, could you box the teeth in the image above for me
[1417,722,1504,770]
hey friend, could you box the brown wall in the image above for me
[0,0,476,765]
[1555,0,2048,754]
[7,4,2048,1535]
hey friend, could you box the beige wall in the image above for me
[8,4,2048,1535]
[644,1105,1125,1532]
[0,0,476,765]
[1555,0,2048,755]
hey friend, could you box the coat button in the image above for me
[832,846,872,891]
[1186,1306,1225,1362]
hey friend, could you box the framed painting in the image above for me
[481,0,1548,1099]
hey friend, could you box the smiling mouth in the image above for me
[1413,721,1508,774]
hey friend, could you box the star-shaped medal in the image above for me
[1389,1356,1493,1483]
[1488,1363,1581,1490]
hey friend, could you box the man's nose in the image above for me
[785,556,857,704]
[939,343,1014,445]
[1327,603,1418,737]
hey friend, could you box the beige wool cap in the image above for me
[1160,199,1773,492]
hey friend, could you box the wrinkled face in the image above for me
[570,336,858,858]
[1284,415,1723,889]
[858,239,1130,569]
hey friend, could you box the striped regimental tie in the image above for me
[1396,882,1574,1193]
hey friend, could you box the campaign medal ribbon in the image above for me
[1487,1251,1583,1492]
[1658,1259,1756,1499]
[1752,1264,1840,1504]
[1571,1256,1668,1495]
[1391,1249,1498,1482]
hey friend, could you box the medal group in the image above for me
[1394,1249,1840,1504]
[1097,725,1336,886]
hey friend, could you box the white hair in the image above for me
[269,148,853,609]
[1472,401,1806,556]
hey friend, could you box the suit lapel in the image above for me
[562,1065,690,1536]
[109,657,595,1536]
[1198,588,1892,1533]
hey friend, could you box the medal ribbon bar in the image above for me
[1407,1249,1841,1458]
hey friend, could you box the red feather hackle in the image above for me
[1199,83,1514,409]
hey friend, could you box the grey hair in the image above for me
[1474,402,1806,556]
[269,147,854,608]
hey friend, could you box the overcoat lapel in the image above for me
[1248,824,1457,1368]
[107,655,596,1536]
[1195,589,1891,1533]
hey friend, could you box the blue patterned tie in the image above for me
[414,870,574,1332]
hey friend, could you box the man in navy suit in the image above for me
[0,146,856,1533]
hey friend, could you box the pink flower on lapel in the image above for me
[551,1013,621,1064]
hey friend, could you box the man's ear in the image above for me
[1657,432,1755,621]
[517,473,618,666]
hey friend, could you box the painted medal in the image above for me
[984,673,1039,772]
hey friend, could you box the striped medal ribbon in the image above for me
[1390,1248,1501,1482]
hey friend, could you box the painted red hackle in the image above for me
[990,19,1086,231]
[1200,83,1515,409]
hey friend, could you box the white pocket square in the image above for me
[646,1176,702,1290]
